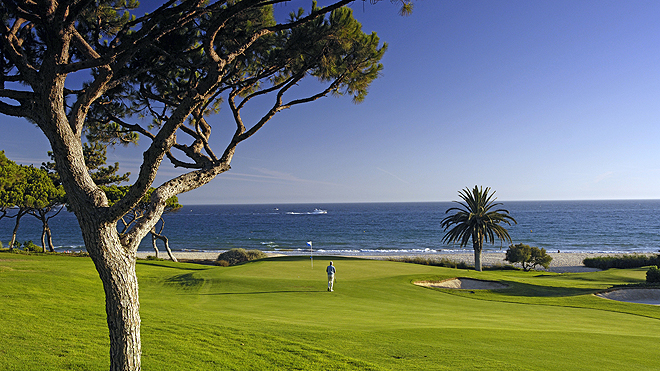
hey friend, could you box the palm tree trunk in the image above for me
[473,241,483,272]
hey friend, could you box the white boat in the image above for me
[312,208,327,214]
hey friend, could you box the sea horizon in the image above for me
[2,200,660,254]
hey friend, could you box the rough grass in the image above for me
[1,253,659,370]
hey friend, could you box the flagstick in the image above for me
[310,241,313,269]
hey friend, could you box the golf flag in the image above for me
[307,241,313,268]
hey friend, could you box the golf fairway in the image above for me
[0,254,658,370]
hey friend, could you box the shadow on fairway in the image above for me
[138,260,210,271]
[165,273,205,288]
[199,290,328,295]
[494,281,598,298]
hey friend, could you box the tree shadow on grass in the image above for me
[199,289,327,295]
[164,273,205,289]
[165,272,326,294]
[138,260,210,271]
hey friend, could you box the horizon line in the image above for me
[178,198,660,206]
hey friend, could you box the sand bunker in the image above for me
[415,278,508,290]
[596,289,660,305]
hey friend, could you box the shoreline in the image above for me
[136,251,658,273]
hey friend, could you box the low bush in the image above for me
[504,243,552,271]
[217,248,267,266]
[647,266,660,283]
[22,240,43,253]
[583,254,660,270]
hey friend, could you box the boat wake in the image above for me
[286,208,328,215]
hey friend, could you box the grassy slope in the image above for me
[1,254,659,370]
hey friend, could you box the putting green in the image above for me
[1,254,659,370]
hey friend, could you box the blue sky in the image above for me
[2,0,660,204]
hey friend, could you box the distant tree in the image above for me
[441,186,517,271]
[0,151,21,221]
[28,202,66,252]
[3,165,65,250]
[647,266,660,283]
[1,165,28,250]
[504,243,552,271]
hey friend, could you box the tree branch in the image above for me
[121,162,230,248]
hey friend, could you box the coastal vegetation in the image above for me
[441,186,517,271]
[0,253,658,370]
[0,151,66,251]
[504,243,553,271]
[647,266,660,283]
[583,254,660,270]
[217,248,268,266]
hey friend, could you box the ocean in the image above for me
[1,200,660,254]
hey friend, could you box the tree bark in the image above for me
[150,233,160,259]
[81,221,141,371]
[473,241,482,272]
[45,224,55,252]
[40,223,47,251]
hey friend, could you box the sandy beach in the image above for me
[135,251,657,273]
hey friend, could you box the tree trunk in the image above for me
[45,224,55,252]
[150,233,159,259]
[151,231,177,262]
[82,222,141,371]
[473,241,482,272]
[40,223,47,251]
[33,37,147,370]
[9,209,27,250]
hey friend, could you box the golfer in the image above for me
[326,261,336,292]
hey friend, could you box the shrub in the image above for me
[216,260,230,267]
[505,243,552,271]
[583,254,660,270]
[647,266,660,283]
[22,240,43,253]
[217,248,267,266]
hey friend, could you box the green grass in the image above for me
[1,253,659,370]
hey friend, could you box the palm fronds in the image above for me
[441,186,517,271]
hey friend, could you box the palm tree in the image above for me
[441,186,517,271]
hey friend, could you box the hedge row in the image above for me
[583,254,660,270]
